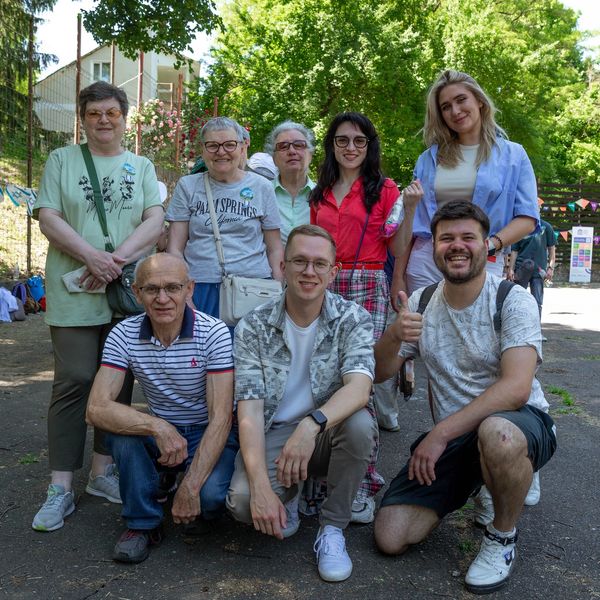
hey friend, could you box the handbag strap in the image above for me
[348,213,370,281]
[203,172,228,276]
[80,143,114,252]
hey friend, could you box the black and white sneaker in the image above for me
[465,527,518,594]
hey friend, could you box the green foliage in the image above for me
[547,385,575,406]
[82,0,221,67]
[200,0,595,183]
[18,452,40,464]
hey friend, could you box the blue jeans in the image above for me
[107,425,239,530]
[192,282,235,338]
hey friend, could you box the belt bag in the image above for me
[80,144,143,316]
[204,173,282,326]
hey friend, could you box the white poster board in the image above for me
[568,226,594,283]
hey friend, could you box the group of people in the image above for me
[30,69,557,594]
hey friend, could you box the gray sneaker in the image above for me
[32,484,75,532]
[86,463,122,504]
[282,493,301,538]
[351,496,375,524]
[112,527,164,563]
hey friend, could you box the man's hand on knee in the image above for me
[250,487,287,540]
[154,421,188,467]
[171,477,200,524]
[409,430,447,486]
[275,419,317,488]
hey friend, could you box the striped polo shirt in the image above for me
[102,306,234,426]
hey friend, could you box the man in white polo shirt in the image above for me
[86,253,236,563]
[226,224,377,583]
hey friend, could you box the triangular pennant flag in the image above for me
[542,205,550,211]
[594,236,600,246]
[591,202,598,212]
[538,197,544,206]
[551,206,559,212]
[567,202,576,212]
[576,198,590,209]
[560,231,569,241]
[559,206,567,212]
[554,231,560,241]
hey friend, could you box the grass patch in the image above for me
[18,452,40,465]
[458,539,475,554]
[547,385,574,406]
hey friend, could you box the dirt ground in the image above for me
[0,286,599,600]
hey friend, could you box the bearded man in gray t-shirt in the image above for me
[373,201,556,595]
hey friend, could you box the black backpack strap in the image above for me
[417,282,439,315]
[493,280,516,332]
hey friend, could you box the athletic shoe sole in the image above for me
[32,502,75,532]
[85,484,122,504]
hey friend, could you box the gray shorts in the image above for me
[380,405,556,519]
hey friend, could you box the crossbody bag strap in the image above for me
[203,172,227,276]
[348,213,370,281]
[80,143,114,252]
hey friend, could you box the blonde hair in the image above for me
[423,70,507,168]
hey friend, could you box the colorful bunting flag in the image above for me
[591,202,598,212]
[576,198,590,209]
[567,202,576,212]
[559,206,567,212]
[560,231,570,241]
[538,197,544,207]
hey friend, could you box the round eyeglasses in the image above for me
[85,108,123,121]
[275,140,308,152]
[203,140,241,153]
[333,135,370,149]
[138,283,187,297]
[286,258,334,274]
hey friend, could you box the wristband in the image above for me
[490,234,504,251]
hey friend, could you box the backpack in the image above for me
[400,279,516,399]
[12,282,41,314]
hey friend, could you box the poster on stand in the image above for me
[568,226,594,283]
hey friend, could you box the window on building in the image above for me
[92,62,111,82]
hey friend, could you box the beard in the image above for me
[434,248,487,284]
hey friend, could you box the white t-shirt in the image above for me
[400,273,548,423]
[272,314,319,425]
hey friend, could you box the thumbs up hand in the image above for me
[392,291,423,343]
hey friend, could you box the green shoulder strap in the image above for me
[80,143,114,252]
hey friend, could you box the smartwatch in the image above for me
[309,410,328,433]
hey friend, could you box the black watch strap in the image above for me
[309,410,327,433]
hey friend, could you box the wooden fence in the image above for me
[535,182,600,282]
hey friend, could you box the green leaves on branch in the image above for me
[82,0,221,67]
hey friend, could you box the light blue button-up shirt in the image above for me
[273,175,315,244]
[412,137,540,239]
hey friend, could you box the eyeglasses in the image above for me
[286,258,334,274]
[138,283,188,297]
[203,140,241,153]
[333,135,370,149]
[85,108,123,121]
[275,140,308,152]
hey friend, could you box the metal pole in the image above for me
[174,73,183,169]
[26,13,34,275]
[75,13,82,144]
[110,42,116,85]
[136,52,144,155]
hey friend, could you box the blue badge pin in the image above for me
[240,187,253,207]
[123,163,136,175]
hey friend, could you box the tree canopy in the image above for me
[82,0,221,65]
[200,0,599,183]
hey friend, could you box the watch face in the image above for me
[311,410,327,431]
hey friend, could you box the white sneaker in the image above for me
[472,486,494,528]
[524,472,541,506]
[86,463,122,504]
[314,525,353,582]
[282,493,301,538]
[465,527,518,594]
[32,484,75,532]
[350,496,375,524]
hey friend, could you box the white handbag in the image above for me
[204,173,282,326]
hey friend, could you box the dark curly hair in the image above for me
[310,112,385,214]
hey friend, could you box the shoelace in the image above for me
[121,529,145,542]
[478,537,514,570]
[314,530,345,557]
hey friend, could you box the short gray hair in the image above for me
[200,117,246,142]
[264,120,315,155]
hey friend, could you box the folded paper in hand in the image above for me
[61,265,106,294]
